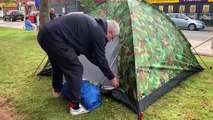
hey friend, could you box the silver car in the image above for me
[167,13,205,31]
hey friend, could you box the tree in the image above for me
[80,0,107,13]
[80,0,95,13]
[39,0,49,29]
[211,37,213,49]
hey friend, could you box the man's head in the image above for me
[50,8,55,13]
[106,20,120,42]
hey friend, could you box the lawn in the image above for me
[0,27,212,120]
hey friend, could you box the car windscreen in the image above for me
[180,14,188,19]
[167,14,176,18]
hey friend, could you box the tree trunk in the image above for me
[211,38,213,49]
[39,0,49,29]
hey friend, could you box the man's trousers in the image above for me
[37,31,83,103]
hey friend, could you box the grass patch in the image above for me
[0,27,212,120]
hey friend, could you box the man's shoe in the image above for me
[52,90,61,98]
[70,104,89,116]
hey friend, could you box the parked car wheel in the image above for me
[188,24,196,31]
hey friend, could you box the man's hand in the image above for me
[109,77,119,88]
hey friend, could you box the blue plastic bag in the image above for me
[61,80,102,111]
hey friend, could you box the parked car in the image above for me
[66,12,84,15]
[167,13,205,31]
[3,10,24,21]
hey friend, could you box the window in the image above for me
[180,14,187,19]
[175,14,180,19]
[167,14,176,18]
[168,5,174,13]
[179,5,185,13]
[202,5,210,13]
[159,5,164,11]
[190,5,196,13]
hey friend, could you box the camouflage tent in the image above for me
[38,0,203,116]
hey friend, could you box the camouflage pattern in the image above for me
[90,0,203,101]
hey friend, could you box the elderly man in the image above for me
[37,13,120,115]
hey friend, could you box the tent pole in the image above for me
[33,54,47,75]
[191,36,213,69]
[191,48,210,69]
[192,35,213,49]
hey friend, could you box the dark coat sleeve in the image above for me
[86,26,115,80]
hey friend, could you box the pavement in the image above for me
[0,20,213,57]
[189,36,213,57]
[185,26,213,57]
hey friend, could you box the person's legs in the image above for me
[48,57,63,91]
[38,33,63,97]
[53,47,83,105]
[31,25,35,31]
[37,34,88,115]
[63,57,83,107]
[48,45,88,115]
[47,46,82,103]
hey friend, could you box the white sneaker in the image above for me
[52,90,61,98]
[70,104,89,116]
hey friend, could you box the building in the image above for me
[0,0,83,19]
[0,0,36,16]
[16,0,36,15]
[0,0,17,14]
[146,0,213,26]
[50,0,83,14]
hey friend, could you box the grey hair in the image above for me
[50,8,55,12]
[107,20,120,36]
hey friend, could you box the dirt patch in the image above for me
[0,97,18,120]
[0,110,14,120]
[0,96,21,120]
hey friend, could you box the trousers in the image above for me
[37,31,83,103]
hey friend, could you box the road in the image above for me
[181,28,213,41]
[0,20,212,56]
[181,27,213,56]
[0,20,25,29]
[0,20,212,40]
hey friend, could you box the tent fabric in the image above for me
[38,60,52,76]
[91,0,202,99]
[38,0,203,115]
[38,37,119,86]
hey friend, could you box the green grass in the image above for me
[0,27,212,120]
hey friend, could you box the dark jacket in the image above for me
[39,14,114,80]
[50,12,56,20]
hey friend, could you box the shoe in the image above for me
[52,90,61,98]
[70,104,89,116]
